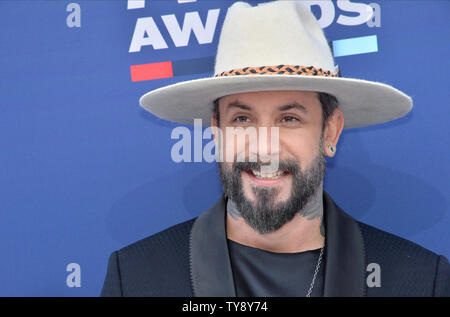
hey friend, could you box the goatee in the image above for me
[218,144,326,234]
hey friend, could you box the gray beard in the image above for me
[218,139,326,235]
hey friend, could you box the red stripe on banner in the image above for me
[130,61,173,82]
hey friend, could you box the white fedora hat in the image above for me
[139,0,412,129]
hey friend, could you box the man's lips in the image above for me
[244,169,290,186]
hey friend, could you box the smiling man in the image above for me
[101,1,449,297]
[213,90,337,296]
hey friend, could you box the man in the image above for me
[101,0,449,296]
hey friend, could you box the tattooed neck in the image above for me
[301,186,323,220]
[301,185,325,238]
[227,198,242,220]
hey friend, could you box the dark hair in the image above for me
[212,92,338,130]
[317,92,339,130]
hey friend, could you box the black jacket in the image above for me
[100,191,450,297]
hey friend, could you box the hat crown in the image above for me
[214,0,337,75]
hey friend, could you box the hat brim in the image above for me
[139,75,412,129]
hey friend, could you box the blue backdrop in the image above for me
[0,0,449,296]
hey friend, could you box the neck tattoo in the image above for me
[302,185,325,238]
[227,198,242,220]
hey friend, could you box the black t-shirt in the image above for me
[227,238,324,297]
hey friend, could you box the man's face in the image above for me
[213,90,328,234]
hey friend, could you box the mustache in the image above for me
[231,159,300,175]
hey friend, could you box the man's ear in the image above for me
[323,108,344,157]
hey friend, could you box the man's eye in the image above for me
[281,116,300,122]
[233,116,250,123]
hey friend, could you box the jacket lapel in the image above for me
[189,194,236,296]
[189,191,367,297]
[322,191,366,296]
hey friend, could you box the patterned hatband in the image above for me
[215,65,340,77]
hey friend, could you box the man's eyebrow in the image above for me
[278,102,308,114]
[226,100,252,111]
[225,100,308,113]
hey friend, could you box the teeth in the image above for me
[251,169,285,179]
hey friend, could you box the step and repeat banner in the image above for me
[0,0,449,296]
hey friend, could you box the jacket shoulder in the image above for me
[358,221,449,296]
[120,217,196,256]
[112,217,196,296]
[358,221,437,258]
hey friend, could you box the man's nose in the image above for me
[248,126,280,163]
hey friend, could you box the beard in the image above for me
[217,136,326,234]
